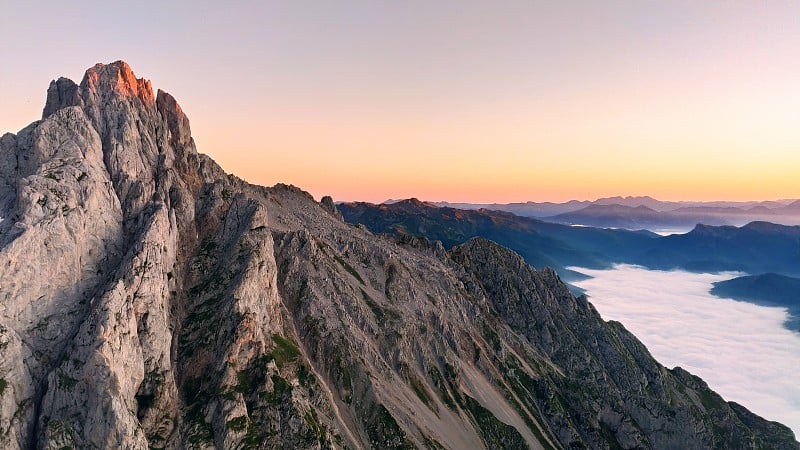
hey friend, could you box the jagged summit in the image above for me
[82,60,155,104]
[43,60,155,119]
[0,62,797,449]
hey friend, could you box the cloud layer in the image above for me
[571,265,800,436]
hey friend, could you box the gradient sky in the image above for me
[2,1,798,203]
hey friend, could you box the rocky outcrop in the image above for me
[0,61,796,450]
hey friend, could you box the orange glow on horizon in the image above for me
[2,2,799,204]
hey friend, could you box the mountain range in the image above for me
[340,200,800,279]
[0,61,797,449]
[435,196,800,232]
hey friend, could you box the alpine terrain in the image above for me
[0,61,796,450]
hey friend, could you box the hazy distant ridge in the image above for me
[434,196,800,230]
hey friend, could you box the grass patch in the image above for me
[463,394,528,449]
[262,374,292,404]
[226,415,248,432]
[699,389,725,411]
[0,378,7,395]
[366,404,416,450]
[481,323,502,352]
[409,376,436,412]
[421,433,447,450]
[304,409,328,442]
[271,334,301,366]
[428,367,458,410]
[58,372,78,390]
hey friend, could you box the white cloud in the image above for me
[570,264,800,437]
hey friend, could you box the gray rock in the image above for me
[320,195,343,220]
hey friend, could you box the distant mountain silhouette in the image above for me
[711,273,800,330]
[547,204,730,230]
[636,222,800,276]
[592,195,679,210]
[435,197,800,230]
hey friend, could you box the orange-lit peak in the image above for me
[82,60,154,104]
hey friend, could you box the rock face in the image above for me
[0,61,797,450]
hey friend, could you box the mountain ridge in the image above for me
[433,197,800,230]
[0,61,796,449]
[711,273,800,331]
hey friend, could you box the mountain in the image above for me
[0,61,797,449]
[433,200,591,218]
[434,198,800,230]
[636,222,800,276]
[546,204,731,231]
[342,201,800,278]
[592,196,680,210]
[339,199,658,281]
[711,273,800,330]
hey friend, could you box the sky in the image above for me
[572,265,800,436]
[1,1,799,203]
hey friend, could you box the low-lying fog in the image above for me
[570,265,800,436]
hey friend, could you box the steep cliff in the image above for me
[0,61,796,450]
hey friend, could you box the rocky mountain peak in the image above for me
[82,60,154,105]
[42,60,155,120]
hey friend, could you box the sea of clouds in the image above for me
[570,264,800,436]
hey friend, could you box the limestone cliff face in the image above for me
[0,61,797,450]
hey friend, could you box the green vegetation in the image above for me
[57,372,78,390]
[409,376,435,412]
[263,374,292,404]
[0,378,7,395]
[428,367,458,410]
[699,389,725,411]
[421,433,447,450]
[271,334,301,366]
[462,394,529,449]
[498,358,559,450]
[226,415,248,432]
[304,409,328,443]
[481,323,502,352]
[365,404,416,450]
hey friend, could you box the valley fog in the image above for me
[572,265,800,436]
